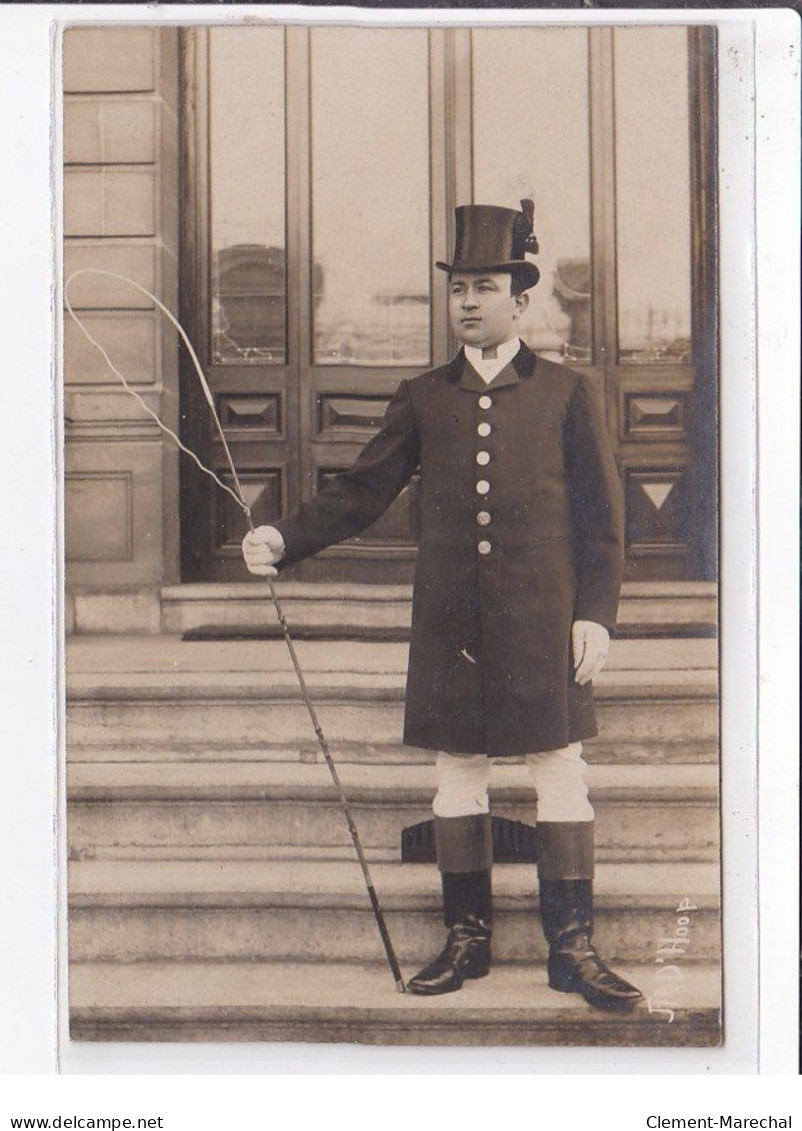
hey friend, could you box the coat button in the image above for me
[476,511,491,526]
[476,451,490,466]
[478,395,492,410]
[476,480,490,495]
[477,422,491,437]
[477,540,492,555]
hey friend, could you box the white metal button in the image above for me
[476,451,490,466]
[477,422,491,437]
[478,395,492,410]
[477,540,492,555]
[476,480,490,495]
[476,511,491,526]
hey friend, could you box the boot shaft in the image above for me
[538,878,593,948]
[442,869,493,930]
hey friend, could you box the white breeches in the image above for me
[432,744,594,823]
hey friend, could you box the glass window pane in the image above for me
[209,27,286,364]
[615,27,692,364]
[311,29,431,367]
[473,28,592,365]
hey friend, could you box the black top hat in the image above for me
[436,199,540,290]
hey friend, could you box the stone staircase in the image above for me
[66,604,722,1046]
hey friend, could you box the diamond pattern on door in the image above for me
[623,392,688,440]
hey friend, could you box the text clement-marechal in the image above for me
[646,1119,792,1129]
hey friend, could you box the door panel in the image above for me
[608,27,713,579]
[208,27,288,364]
[472,27,593,364]
[292,27,445,584]
[309,28,432,369]
[181,26,296,582]
[614,26,692,367]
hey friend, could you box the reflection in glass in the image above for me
[615,28,692,364]
[209,27,286,364]
[473,28,592,364]
[311,29,431,366]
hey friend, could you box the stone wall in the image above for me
[63,27,180,632]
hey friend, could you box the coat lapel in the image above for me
[512,342,537,379]
[450,341,538,392]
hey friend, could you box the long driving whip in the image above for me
[64,269,407,993]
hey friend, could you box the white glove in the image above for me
[571,620,610,685]
[242,525,286,577]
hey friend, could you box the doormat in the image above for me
[182,623,411,643]
[182,621,714,642]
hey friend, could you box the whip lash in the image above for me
[64,269,407,994]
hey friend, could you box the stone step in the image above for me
[66,737,719,766]
[66,636,718,750]
[67,694,717,751]
[68,761,719,863]
[68,959,722,1046]
[67,634,718,676]
[68,859,720,966]
[159,579,718,639]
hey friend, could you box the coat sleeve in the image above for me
[272,379,420,567]
[564,374,625,630]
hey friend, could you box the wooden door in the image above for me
[601,26,717,582]
[180,25,448,584]
[180,24,717,584]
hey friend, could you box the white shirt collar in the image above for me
[464,337,522,384]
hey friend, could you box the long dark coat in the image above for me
[274,343,624,758]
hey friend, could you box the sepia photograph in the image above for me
[62,17,722,1049]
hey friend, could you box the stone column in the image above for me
[63,27,180,633]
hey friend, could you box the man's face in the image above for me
[448,271,529,351]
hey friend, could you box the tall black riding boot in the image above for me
[407,814,493,996]
[538,822,643,1013]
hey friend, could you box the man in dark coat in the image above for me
[243,202,643,1011]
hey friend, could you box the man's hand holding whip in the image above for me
[242,526,286,578]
